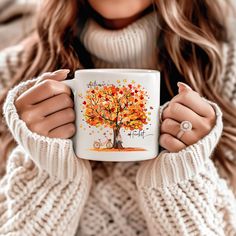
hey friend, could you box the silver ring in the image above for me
[176,120,192,140]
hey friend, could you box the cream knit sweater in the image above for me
[1,11,236,236]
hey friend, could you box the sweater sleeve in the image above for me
[136,101,236,236]
[2,77,91,182]
[0,78,92,235]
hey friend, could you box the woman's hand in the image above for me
[160,82,216,152]
[15,69,76,139]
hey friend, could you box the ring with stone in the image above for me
[176,120,193,140]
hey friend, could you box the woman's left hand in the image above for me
[160,82,216,152]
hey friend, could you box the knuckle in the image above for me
[163,118,172,127]
[162,118,172,128]
[169,102,181,114]
[180,90,192,100]
[67,123,76,137]
[160,133,172,146]
[66,108,76,121]
[61,94,73,107]
[41,79,56,91]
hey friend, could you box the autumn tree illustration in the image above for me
[82,82,148,149]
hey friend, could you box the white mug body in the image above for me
[62,69,160,162]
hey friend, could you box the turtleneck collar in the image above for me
[80,11,160,69]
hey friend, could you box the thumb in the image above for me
[177,82,192,93]
[35,69,70,85]
[51,69,70,81]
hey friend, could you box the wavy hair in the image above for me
[0,0,236,186]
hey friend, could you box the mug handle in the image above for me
[61,78,76,94]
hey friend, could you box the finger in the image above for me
[162,102,202,127]
[162,103,214,141]
[43,107,75,131]
[177,82,193,92]
[16,78,72,108]
[48,123,76,139]
[27,108,75,136]
[31,93,74,117]
[35,69,70,85]
[160,118,198,145]
[161,118,180,135]
[160,133,186,152]
[19,93,73,125]
[171,89,215,118]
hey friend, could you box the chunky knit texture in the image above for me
[1,11,236,236]
[80,11,159,69]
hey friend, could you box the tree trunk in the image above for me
[113,127,124,149]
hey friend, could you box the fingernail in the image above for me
[52,69,70,75]
[177,82,192,93]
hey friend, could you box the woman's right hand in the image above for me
[15,69,76,139]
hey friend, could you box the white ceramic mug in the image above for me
[62,69,160,162]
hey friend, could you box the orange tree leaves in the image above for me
[82,84,148,131]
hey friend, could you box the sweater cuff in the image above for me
[137,99,223,188]
[3,78,91,182]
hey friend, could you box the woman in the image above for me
[0,0,236,235]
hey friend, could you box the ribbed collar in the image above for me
[80,11,160,69]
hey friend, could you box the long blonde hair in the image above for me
[1,0,236,185]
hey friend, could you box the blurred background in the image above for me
[0,0,40,51]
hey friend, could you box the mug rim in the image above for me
[75,68,160,75]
